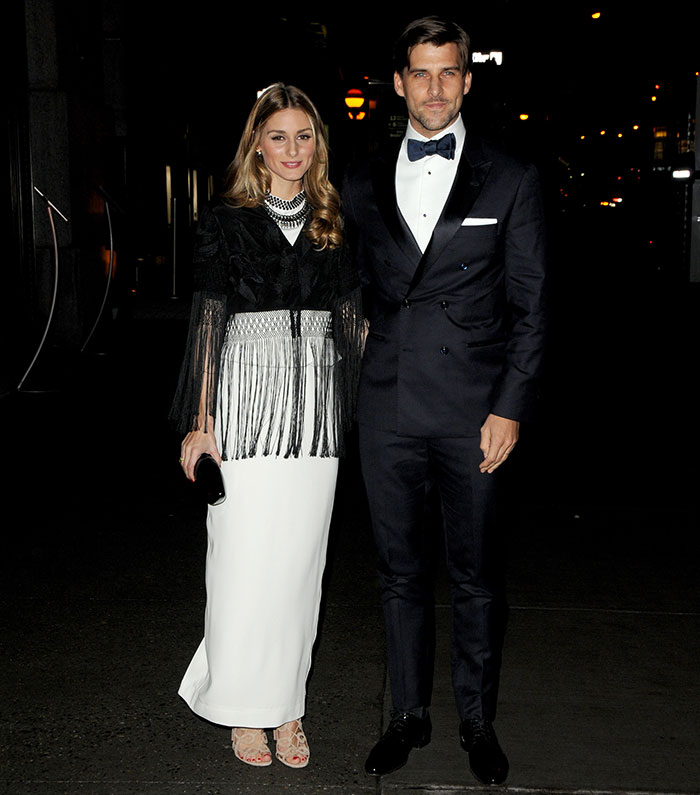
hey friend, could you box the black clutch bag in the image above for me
[193,454,226,505]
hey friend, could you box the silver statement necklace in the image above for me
[264,190,310,229]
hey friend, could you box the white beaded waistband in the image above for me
[225,309,332,341]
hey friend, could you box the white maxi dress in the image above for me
[178,221,343,729]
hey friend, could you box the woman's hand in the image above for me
[180,422,222,482]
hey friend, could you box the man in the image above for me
[341,16,547,786]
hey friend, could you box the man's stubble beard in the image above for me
[411,105,460,135]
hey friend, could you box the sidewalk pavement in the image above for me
[1,302,698,795]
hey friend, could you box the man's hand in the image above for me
[479,414,519,474]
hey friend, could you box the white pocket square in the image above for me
[461,217,498,226]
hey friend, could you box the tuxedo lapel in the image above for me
[418,137,492,277]
[371,135,491,297]
[371,145,423,264]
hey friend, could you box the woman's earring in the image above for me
[255,150,262,157]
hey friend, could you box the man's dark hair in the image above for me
[393,16,471,76]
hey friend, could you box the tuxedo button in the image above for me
[440,301,449,309]
[402,298,411,308]
[440,346,449,355]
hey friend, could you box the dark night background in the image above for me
[2,2,699,792]
[6,0,699,504]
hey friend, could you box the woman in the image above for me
[170,84,364,768]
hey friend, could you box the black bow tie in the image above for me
[407,133,456,162]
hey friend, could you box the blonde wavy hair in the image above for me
[222,83,342,250]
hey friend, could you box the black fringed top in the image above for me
[169,201,365,459]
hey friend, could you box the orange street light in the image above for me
[345,89,365,109]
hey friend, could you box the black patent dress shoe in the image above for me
[459,717,509,785]
[365,712,432,776]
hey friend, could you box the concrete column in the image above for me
[25,0,79,345]
[25,0,72,248]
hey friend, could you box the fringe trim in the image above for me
[169,291,228,434]
[332,286,366,436]
[216,310,341,460]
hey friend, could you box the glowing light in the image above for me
[519,114,529,121]
[600,130,606,135]
[617,133,623,138]
[672,169,693,180]
[633,125,640,130]
[592,12,601,19]
[472,51,503,65]
[651,96,657,102]
[192,168,198,221]
[580,135,586,140]
[345,89,365,109]
[165,165,172,225]
[100,245,117,277]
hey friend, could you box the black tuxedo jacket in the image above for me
[342,134,547,438]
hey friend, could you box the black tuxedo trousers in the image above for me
[359,426,507,721]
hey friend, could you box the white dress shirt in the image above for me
[396,116,466,253]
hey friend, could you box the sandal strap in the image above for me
[274,721,309,763]
[231,728,270,760]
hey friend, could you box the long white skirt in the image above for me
[179,310,339,728]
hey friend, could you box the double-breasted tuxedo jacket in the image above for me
[343,135,547,437]
[342,131,547,720]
